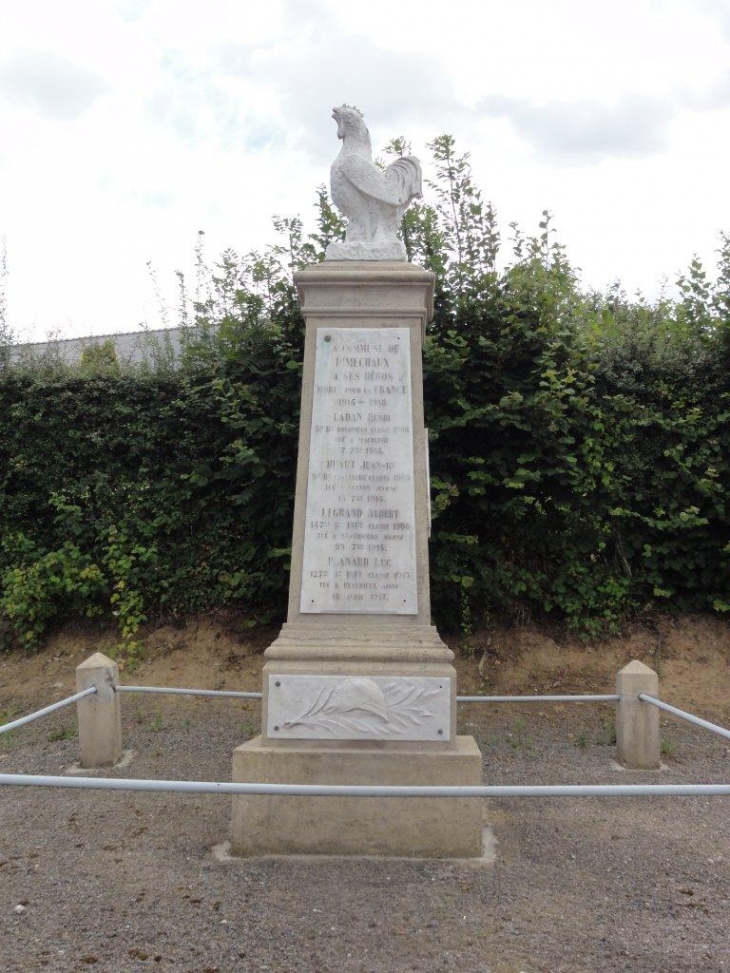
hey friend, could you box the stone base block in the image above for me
[231,735,483,858]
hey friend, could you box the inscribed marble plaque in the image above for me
[300,327,417,614]
[267,675,451,741]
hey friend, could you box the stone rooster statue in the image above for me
[326,105,422,261]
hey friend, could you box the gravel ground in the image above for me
[1,693,729,973]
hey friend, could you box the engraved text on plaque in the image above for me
[300,328,417,614]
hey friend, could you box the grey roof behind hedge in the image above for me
[8,328,184,365]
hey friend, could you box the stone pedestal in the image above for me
[231,261,483,856]
[232,736,483,857]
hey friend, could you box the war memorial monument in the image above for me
[231,106,484,857]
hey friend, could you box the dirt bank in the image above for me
[2,612,728,719]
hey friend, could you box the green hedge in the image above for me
[1,138,728,651]
[0,311,304,653]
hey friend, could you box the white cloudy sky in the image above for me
[1,0,729,342]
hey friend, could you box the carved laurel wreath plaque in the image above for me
[266,675,451,741]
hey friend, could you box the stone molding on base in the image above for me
[264,622,454,663]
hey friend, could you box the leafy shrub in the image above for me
[0,538,106,648]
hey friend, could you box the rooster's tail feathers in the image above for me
[384,156,422,205]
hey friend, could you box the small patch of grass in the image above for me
[573,730,589,749]
[0,703,21,726]
[0,705,22,747]
[507,717,529,750]
[150,713,167,733]
[661,737,676,759]
[596,720,617,747]
[240,719,257,739]
[47,725,76,743]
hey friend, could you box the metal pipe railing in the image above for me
[1,772,729,798]
[0,687,97,736]
[638,693,730,741]
[113,687,620,704]
[457,694,619,703]
[115,685,262,700]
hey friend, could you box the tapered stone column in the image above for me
[232,261,483,857]
[616,660,660,769]
[76,652,122,768]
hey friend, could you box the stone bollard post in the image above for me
[76,652,123,768]
[615,660,660,769]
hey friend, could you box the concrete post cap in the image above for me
[617,660,657,676]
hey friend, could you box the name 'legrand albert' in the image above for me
[319,508,400,519]
[320,508,363,518]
